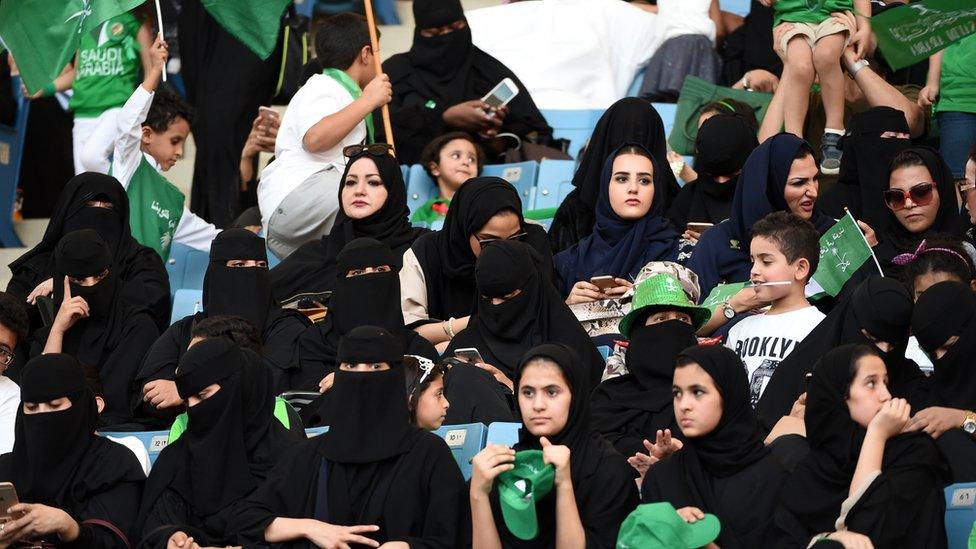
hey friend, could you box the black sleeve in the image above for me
[262,312,312,394]
[64,480,144,549]
[132,321,188,425]
[665,182,696,231]
[137,489,194,549]
[119,248,172,331]
[100,315,159,424]
[401,439,466,549]
[5,263,41,302]
[378,56,448,165]
[578,459,640,549]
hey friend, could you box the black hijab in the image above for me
[590,320,698,457]
[877,147,966,276]
[553,143,679,295]
[550,98,681,253]
[270,152,424,303]
[204,229,276,331]
[912,280,976,409]
[404,0,471,104]
[757,277,924,430]
[821,107,912,233]
[0,353,144,506]
[447,240,605,385]
[667,114,758,229]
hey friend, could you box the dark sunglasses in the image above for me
[476,231,528,250]
[882,182,936,211]
[343,143,394,158]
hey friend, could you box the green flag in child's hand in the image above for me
[873,0,976,71]
[201,0,291,60]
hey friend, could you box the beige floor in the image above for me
[0,0,502,289]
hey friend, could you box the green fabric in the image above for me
[873,0,976,72]
[523,207,559,221]
[669,75,773,155]
[125,155,185,260]
[201,0,290,60]
[618,273,712,337]
[616,503,720,549]
[69,12,141,117]
[936,34,976,114]
[701,282,749,313]
[773,0,853,26]
[322,67,374,144]
[496,450,555,541]
[811,211,875,297]
[0,0,144,94]
[410,197,450,223]
[168,396,293,443]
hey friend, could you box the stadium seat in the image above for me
[481,161,539,207]
[98,430,170,466]
[598,345,612,361]
[430,219,444,231]
[534,159,576,210]
[305,426,330,437]
[0,75,29,248]
[411,221,429,229]
[171,289,203,324]
[485,421,521,448]
[627,68,645,97]
[407,164,437,216]
[401,163,410,186]
[720,0,751,17]
[182,249,210,290]
[945,483,976,549]
[267,248,281,269]
[165,242,193,296]
[652,102,679,139]
[540,109,604,158]
[433,422,488,480]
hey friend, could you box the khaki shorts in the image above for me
[780,19,850,58]
[266,165,341,260]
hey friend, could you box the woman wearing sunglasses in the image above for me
[876,147,967,279]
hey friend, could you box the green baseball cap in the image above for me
[616,502,721,549]
[619,273,712,338]
[496,450,555,541]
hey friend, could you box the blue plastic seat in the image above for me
[170,289,203,324]
[432,422,488,480]
[627,68,646,97]
[400,163,410,186]
[720,0,751,17]
[485,422,522,448]
[540,109,605,158]
[481,161,539,207]
[165,242,193,296]
[407,164,437,216]
[182,249,210,290]
[945,483,976,549]
[430,219,444,231]
[652,102,679,139]
[533,159,577,210]
[99,430,171,466]
[305,426,330,438]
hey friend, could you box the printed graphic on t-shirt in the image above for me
[749,359,779,407]
[731,335,800,406]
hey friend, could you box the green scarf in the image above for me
[322,67,374,144]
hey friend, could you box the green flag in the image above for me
[702,282,749,313]
[811,212,877,298]
[201,0,291,60]
[873,0,976,71]
[0,0,144,94]
[127,156,186,260]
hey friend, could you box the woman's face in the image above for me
[187,383,221,407]
[783,153,820,221]
[486,288,522,306]
[339,362,391,372]
[672,362,723,438]
[414,376,450,431]
[342,157,389,220]
[644,310,693,327]
[889,164,940,234]
[68,268,109,287]
[23,397,72,414]
[913,271,965,302]
[468,210,522,258]
[226,259,268,268]
[608,153,655,221]
[518,361,572,438]
[846,354,891,428]
[431,139,478,192]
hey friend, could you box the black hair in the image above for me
[0,292,28,343]
[143,85,193,133]
[700,99,760,133]
[890,149,927,174]
[81,363,105,398]
[750,211,821,279]
[315,13,374,70]
[793,143,815,162]
[901,234,975,294]
[845,344,881,398]
[190,315,263,355]
[404,357,447,425]
[420,131,486,181]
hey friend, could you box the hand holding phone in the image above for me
[589,276,616,293]
[455,348,485,365]
[0,482,20,524]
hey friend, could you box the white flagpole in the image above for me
[154,0,167,82]
[845,208,884,276]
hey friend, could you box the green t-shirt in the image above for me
[168,396,295,443]
[936,34,976,115]
[410,197,451,224]
[773,0,854,27]
[69,12,142,118]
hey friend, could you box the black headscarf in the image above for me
[406,0,471,102]
[686,133,835,296]
[553,143,679,295]
[757,277,924,430]
[270,152,425,303]
[447,240,605,385]
[590,320,698,458]
[204,229,276,331]
[667,114,758,229]
[409,177,552,321]
[550,98,681,253]
[912,280,976,409]
[319,326,421,464]
[0,353,144,505]
[820,107,912,233]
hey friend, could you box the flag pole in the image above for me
[845,208,884,276]
[153,0,167,82]
[363,0,394,152]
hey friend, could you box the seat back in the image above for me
[407,164,437,216]
[432,422,488,480]
[182,249,210,290]
[652,102,679,139]
[98,430,171,466]
[534,159,576,210]
[720,0,751,16]
[170,289,203,324]
[945,483,976,549]
[305,426,330,437]
[540,109,605,158]
[485,421,522,448]
[481,161,539,208]
[165,242,192,295]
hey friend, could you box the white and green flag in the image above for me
[810,211,881,298]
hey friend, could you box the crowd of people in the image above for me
[1,0,975,547]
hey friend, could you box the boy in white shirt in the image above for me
[0,292,29,454]
[258,13,392,259]
[725,211,825,407]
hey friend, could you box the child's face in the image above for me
[846,354,891,429]
[749,235,809,301]
[672,362,723,438]
[782,154,819,221]
[430,138,478,192]
[142,117,189,171]
[414,376,449,431]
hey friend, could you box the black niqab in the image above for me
[204,229,276,331]
[912,281,976,409]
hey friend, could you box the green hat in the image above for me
[619,273,712,338]
[616,503,721,549]
[496,450,555,540]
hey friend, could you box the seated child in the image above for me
[412,132,485,224]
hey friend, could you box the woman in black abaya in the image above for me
[0,353,145,547]
[231,326,465,548]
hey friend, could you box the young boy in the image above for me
[0,292,28,454]
[762,0,871,174]
[258,13,392,259]
[724,211,825,407]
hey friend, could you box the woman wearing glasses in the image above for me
[876,147,967,279]
[271,145,427,305]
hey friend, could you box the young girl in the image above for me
[412,132,485,224]
[405,356,450,431]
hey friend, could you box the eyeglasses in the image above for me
[0,347,14,366]
[882,182,936,211]
[476,231,528,250]
[958,179,976,194]
[343,143,394,158]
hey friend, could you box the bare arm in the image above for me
[553,478,586,549]
[470,491,503,549]
[302,74,391,153]
[414,315,470,346]
[709,0,726,45]
[842,48,925,137]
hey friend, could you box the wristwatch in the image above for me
[722,299,736,320]
[963,411,976,435]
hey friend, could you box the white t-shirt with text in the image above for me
[0,376,20,454]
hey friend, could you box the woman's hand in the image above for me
[470,444,516,496]
[143,379,183,409]
[0,503,78,543]
[319,372,336,393]
[867,398,911,440]
[918,83,940,108]
[626,451,659,479]
[825,530,875,549]
[167,531,202,549]
[52,277,89,334]
[790,392,807,420]
[645,429,684,460]
[26,278,54,305]
[302,520,379,549]
[540,436,572,485]
[856,220,878,248]
[604,278,634,297]
[675,506,708,524]
[905,406,967,439]
[566,281,606,304]
[475,362,514,392]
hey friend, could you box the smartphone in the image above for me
[590,275,616,292]
[686,222,714,235]
[481,77,520,110]
[803,372,813,390]
[0,482,19,523]
[455,348,485,365]
[258,106,279,120]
